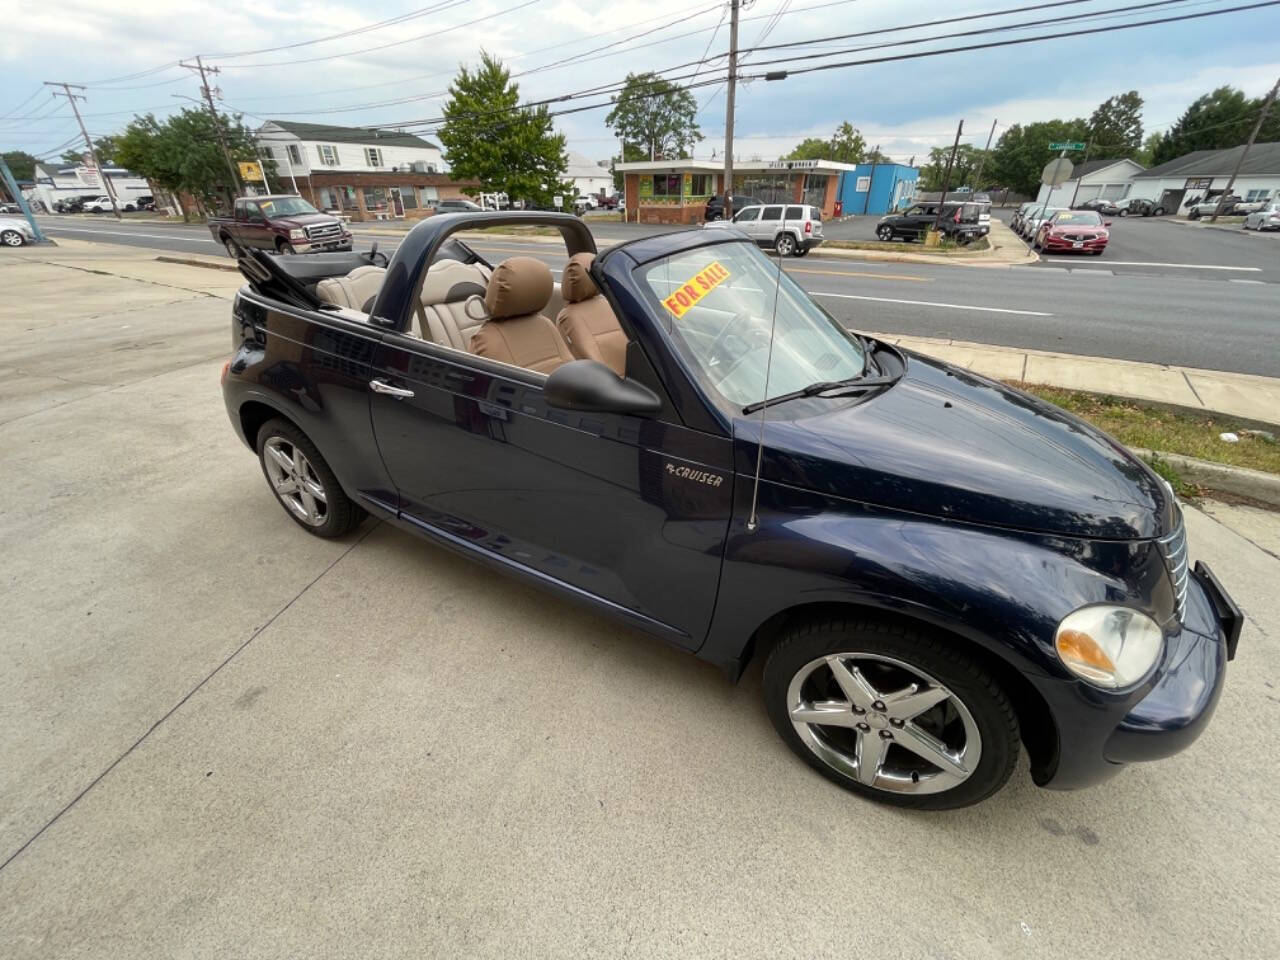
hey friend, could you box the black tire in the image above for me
[876,225,895,241]
[1153,207,1165,216]
[775,233,796,256]
[277,241,297,255]
[763,615,1020,809]
[1188,209,1200,220]
[1,229,24,247]
[255,418,363,538]
[1118,208,1128,217]
[224,238,238,259]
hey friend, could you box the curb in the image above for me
[155,255,239,272]
[1132,448,1280,506]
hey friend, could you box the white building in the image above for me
[565,150,614,199]
[28,162,152,211]
[1034,158,1145,207]
[255,120,445,184]
[1127,141,1280,212]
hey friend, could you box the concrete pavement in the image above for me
[1,237,1279,958]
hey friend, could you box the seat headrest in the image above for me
[561,252,599,303]
[485,256,553,319]
[420,258,488,306]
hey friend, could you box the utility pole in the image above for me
[180,56,242,198]
[45,81,121,220]
[861,144,880,215]
[1069,136,1094,209]
[1209,74,1279,223]
[722,0,740,220]
[933,119,964,234]
[971,118,998,196]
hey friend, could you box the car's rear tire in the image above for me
[1,229,25,247]
[876,225,894,241]
[1153,207,1165,216]
[224,238,238,258]
[775,233,796,256]
[256,418,362,538]
[277,241,297,255]
[763,615,1020,809]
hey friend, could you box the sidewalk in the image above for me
[12,236,1276,426]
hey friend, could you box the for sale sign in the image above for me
[661,261,731,318]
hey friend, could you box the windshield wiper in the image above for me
[742,373,900,415]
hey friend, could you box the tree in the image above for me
[1,150,38,182]
[60,135,118,167]
[438,52,570,208]
[1088,91,1143,159]
[918,143,984,192]
[987,118,1091,196]
[784,121,866,163]
[605,71,702,161]
[1135,131,1162,167]
[1149,85,1280,166]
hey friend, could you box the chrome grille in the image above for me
[306,222,342,241]
[1158,519,1189,621]
[1062,233,1098,242]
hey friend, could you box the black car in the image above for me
[220,211,1239,810]
[704,193,764,221]
[875,202,983,243]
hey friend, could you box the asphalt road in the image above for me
[3,239,1279,959]
[28,213,1280,377]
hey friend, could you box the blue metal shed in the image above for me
[837,163,919,216]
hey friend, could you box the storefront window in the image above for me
[362,187,388,213]
[651,174,682,197]
[421,185,439,204]
[687,174,713,197]
[734,173,791,203]
[401,187,419,210]
[803,174,828,209]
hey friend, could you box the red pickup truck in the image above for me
[208,195,352,256]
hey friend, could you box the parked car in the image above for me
[208,195,353,257]
[1009,201,1038,234]
[597,193,620,210]
[0,217,36,246]
[1187,195,1242,219]
[1019,205,1067,239]
[0,202,21,215]
[133,195,156,212]
[434,198,483,213]
[1033,209,1111,255]
[1116,197,1166,217]
[83,196,115,213]
[1075,198,1121,216]
[1230,197,1271,216]
[704,194,764,222]
[220,210,1240,809]
[875,202,983,244]
[53,195,93,213]
[1242,200,1280,231]
[704,202,824,256]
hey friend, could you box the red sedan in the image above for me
[1034,209,1110,255]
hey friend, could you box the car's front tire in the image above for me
[763,615,1020,809]
[256,419,362,538]
[1118,208,1128,217]
[277,241,297,255]
[1,229,25,247]
[876,225,894,241]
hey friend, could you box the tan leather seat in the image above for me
[470,256,574,375]
[415,259,493,348]
[315,265,386,314]
[555,252,627,376]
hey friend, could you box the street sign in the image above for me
[238,161,263,182]
[1041,158,1074,187]
[1048,141,1086,151]
[553,195,563,209]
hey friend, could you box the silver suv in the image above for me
[704,202,825,257]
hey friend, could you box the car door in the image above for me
[367,331,734,650]
[902,205,930,238]
[757,205,782,245]
[731,206,760,236]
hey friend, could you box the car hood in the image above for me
[1049,223,1106,233]
[743,351,1174,539]
[274,213,342,230]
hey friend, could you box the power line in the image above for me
[1,87,48,120]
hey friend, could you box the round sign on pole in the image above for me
[1041,158,1073,187]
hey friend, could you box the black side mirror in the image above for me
[545,359,661,416]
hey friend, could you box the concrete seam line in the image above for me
[1181,370,1205,406]
[19,257,222,299]
[0,521,381,875]
[155,255,239,273]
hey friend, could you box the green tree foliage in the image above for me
[60,135,118,167]
[1,150,38,182]
[1089,91,1144,158]
[785,122,866,163]
[438,52,570,207]
[987,118,1090,196]
[918,144,985,192]
[1148,85,1280,166]
[605,72,702,161]
[114,108,267,220]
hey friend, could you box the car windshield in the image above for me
[1034,207,1066,220]
[1053,211,1103,225]
[258,197,319,217]
[639,241,867,409]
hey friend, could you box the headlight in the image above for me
[289,228,306,240]
[1055,606,1164,689]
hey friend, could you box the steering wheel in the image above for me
[706,311,772,383]
[365,240,390,267]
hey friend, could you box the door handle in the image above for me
[369,379,414,399]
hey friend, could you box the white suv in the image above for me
[704,202,825,257]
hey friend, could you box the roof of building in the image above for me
[616,157,861,173]
[263,120,439,151]
[1070,158,1143,179]
[1134,141,1280,179]
[565,150,610,179]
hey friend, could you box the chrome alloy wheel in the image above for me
[262,437,328,526]
[787,653,982,795]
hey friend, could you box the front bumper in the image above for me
[1035,562,1239,789]
[296,234,353,253]
[1043,235,1108,252]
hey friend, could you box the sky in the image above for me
[3,0,1279,169]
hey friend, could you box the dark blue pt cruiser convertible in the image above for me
[220,212,1240,809]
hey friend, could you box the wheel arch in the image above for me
[736,600,1059,782]
[238,398,293,451]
